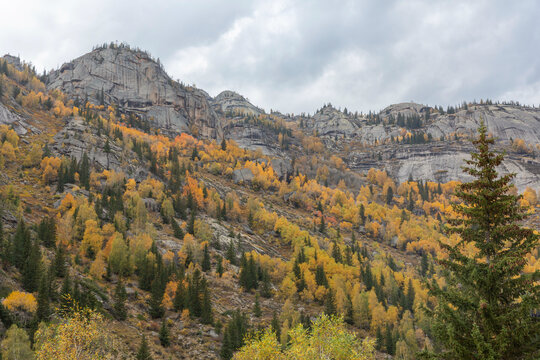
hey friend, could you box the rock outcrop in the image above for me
[213,90,263,116]
[303,104,360,137]
[46,45,221,138]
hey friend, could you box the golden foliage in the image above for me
[2,291,37,314]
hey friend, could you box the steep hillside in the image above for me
[0,47,539,360]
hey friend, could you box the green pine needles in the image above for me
[425,122,540,359]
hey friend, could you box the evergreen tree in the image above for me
[22,240,41,292]
[79,152,90,190]
[220,310,248,360]
[104,139,111,170]
[420,252,429,277]
[315,265,328,288]
[216,255,224,278]
[136,334,153,360]
[56,163,65,193]
[187,269,202,317]
[38,216,56,248]
[36,274,50,322]
[221,138,227,151]
[225,240,236,265]
[260,269,272,298]
[324,289,336,316]
[0,219,7,266]
[385,186,394,205]
[171,218,184,239]
[173,281,186,312]
[319,215,326,233]
[406,278,415,312]
[384,325,395,355]
[159,320,170,347]
[187,210,195,235]
[271,311,281,339]
[148,278,165,319]
[425,122,540,359]
[11,219,30,270]
[201,243,211,272]
[375,327,383,351]
[54,245,66,277]
[113,280,128,320]
[253,293,261,317]
[201,280,213,325]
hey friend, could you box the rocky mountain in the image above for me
[212,90,263,116]
[46,45,221,138]
[42,45,540,191]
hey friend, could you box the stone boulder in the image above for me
[232,168,254,184]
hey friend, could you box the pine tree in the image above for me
[54,245,66,277]
[11,219,30,270]
[187,269,202,317]
[104,139,111,170]
[201,280,213,325]
[221,138,227,151]
[148,278,164,319]
[173,281,186,312]
[188,210,195,235]
[113,280,127,320]
[0,219,7,266]
[225,240,236,265]
[319,215,326,233]
[38,216,56,248]
[159,320,170,347]
[406,278,415,312]
[253,293,261,317]
[220,310,248,360]
[324,289,336,316]
[56,163,65,193]
[136,334,153,360]
[171,218,183,239]
[201,244,211,272]
[425,122,540,359]
[420,251,429,277]
[385,186,393,205]
[384,325,395,355]
[271,311,281,339]
[36,274,50,322]
[23,240,41,292]
[260,269,272,298]
[79,152,90,190]
[216,255,224,278]
[315,264,328,288]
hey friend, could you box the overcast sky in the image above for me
[2,0,539,114]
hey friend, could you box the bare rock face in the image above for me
[232,168,254,184]
[213,90,263,116]
[304,105,360,137]
[426,104,540,144]
[46,46,221,138]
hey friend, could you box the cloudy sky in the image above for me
[2,0,539,114]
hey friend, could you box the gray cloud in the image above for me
[1,0,539,114]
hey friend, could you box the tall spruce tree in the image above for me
[113,280,128,320]
[22,240,41,292]
[201,243,211,272]
[425,122,540,359]
[159,320,170,347]
[136,334,153,360]
[12,219,30,270]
